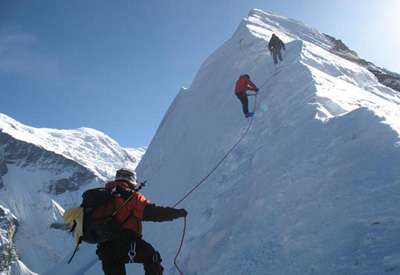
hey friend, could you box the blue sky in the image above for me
[1,0,399,148]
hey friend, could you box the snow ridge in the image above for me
[136,9,400,275]
[0,113,140,180]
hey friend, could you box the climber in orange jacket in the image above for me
[95,169,187,275]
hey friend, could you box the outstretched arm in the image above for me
[142,203,187,222]
[247,80,258,91]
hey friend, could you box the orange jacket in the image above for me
[92,181,150,236]
[235,75,257,94]
[92,180,184,238]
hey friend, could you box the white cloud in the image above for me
[0,29,60,79]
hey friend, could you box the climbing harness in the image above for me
[128,241,137,263]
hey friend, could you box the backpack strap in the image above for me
[69,220,77,233]
[112,192,138,228]
[67,237,82,264]
[111,191,136,217]
[114,192,142,237]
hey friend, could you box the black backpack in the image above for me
[67,187,135,263]
[81,188,121,244]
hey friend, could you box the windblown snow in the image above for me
[3,8,400,275]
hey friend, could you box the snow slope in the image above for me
[135,9,400,275]
[0,113,144,274]
[41,8,400,275]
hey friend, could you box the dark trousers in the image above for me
[97,233,163,275]
[271,48,283,64]
[236,92,249,115]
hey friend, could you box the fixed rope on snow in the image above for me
[172,94,258,275]
[172,35,289,274]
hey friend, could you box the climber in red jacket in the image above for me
[235,74,259,117]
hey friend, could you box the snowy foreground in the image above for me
[2,8,400,275]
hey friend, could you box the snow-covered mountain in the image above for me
[7,8,400,275]
[135,9,400,275]
[0,113,144,274]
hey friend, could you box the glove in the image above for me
[177,209,188,218]
[255,88,259,92]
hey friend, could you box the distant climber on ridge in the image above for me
[235,74,259,118]
[268,33,285,64]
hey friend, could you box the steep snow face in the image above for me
[136,9,400,275]
[0,113,145,274]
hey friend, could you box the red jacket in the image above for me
[92,180,184,238]
[94,181,150,236]
[235,75,257,94]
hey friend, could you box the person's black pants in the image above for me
[271,48,283,64]
[97,233,163,275]
[236,92,249,115]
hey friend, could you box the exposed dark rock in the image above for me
[324,34,358,57]
[0,131,82,171]
[49,178,80,195]
[0,161,7,176]
[0,131,98,195]
[0,206,18,273]
[0,161,7,190]
[324,33,400,92]
[48,170,95,195]
[368,67,400,92]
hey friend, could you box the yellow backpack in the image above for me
[64,207,84,244]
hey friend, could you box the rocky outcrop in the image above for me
[1,131,75,170]
[0,131,96,194]
[367,66,400,92]
[324,34,400,92]
[0,206,18,274]
[0,160,8,190]
[48,170,95,195]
